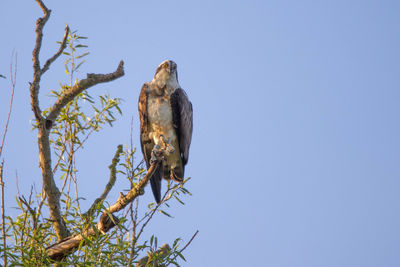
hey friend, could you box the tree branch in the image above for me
[45,212,120,261]
[30,0,125,241]
[41,25,70,75]
[46,60,124,125]
[167,230,199,266]
[0,52,17,160]
[46,160,160,261]
[30,0,51,120]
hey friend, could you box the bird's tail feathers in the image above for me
[150,164,163,204]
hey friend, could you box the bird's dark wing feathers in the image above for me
[170,88,193,165]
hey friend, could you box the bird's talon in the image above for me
[166,145,175,154]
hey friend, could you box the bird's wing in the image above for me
[138,83,151,167]
[138,83,162,203]
[170,88,193,165]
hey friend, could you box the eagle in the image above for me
[138,60,193,203]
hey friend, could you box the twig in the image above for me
[135,187,171,242]
[41,25,69,75]
[0,52,17,160]
[166,230,199,266]
[179,230,199,255]
[15,170,20,198]
[135,181,175,229]
[0,161,7,267]
[35,187,46,229]
[128,117,139,266]
[129,197,139,266]
[84,145,123,218]
[18,188,35,258]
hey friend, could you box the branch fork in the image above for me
[30,0,125,241]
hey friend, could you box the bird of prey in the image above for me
[138,60,193,203]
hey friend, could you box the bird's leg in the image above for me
[150,144,163,165]
[170,170,184,183]
[159,135,175,154]
[151,135,176,164]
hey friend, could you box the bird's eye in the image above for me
[163,62,169,68]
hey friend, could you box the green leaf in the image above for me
[176,251,186,261]
[159,210,173,218]
[174,195,185,205]
[76,52,90,59]
[75,60,85,71]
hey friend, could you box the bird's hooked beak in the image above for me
[168,61,177,74]
[153,60,178,81]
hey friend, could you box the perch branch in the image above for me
[46,160,160,261]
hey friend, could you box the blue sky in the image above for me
[1,0,400,266]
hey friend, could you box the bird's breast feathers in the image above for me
[147,91,176,143]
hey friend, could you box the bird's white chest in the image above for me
[147,96,175,144]
[148,97,172,127]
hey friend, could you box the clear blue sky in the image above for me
[1,0,400,266]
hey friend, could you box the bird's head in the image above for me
[153,60,179,89]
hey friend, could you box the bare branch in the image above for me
[179,230,199,254]
[46,60,125,125]
[30,0,51,120]
[35,0,50,15]
[41,25,70,75]
[0,52,17,160]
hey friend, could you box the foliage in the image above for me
[0,32,193,266]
